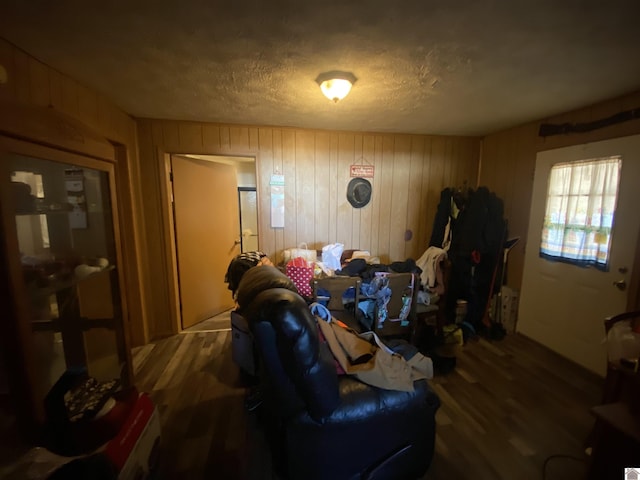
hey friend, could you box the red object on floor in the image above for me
[104,392,161,478]
[83,386,139,448]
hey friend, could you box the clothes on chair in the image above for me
[313,276,361,332]
[316,316,433,391]
[416,246,447,295]
[360,274,392,329]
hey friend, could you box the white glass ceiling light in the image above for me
[316,71,357,103]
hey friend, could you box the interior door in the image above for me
[518,134,640,376]
[171,155,240,329]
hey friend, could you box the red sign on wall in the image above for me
[350,165,375,178]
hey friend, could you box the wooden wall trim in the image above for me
[157,149,181,335]
[0,102,116,161]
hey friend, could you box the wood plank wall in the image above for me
[480,90,640,294]
[136,119,480,338]
[0,38,149,346]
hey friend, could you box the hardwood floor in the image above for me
[183,309,233,332]
[133,330,603,480]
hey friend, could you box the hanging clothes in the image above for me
[428,186,506,331]
[429,188,453,249]
[416,246,447,295]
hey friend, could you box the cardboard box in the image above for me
[500,286,519,333]
[104,393,161,480]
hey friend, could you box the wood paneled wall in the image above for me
[0,38,149,346]
[480,90,640,293]
[136,119,480,337]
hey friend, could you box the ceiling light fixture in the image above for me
[316,71,357,103]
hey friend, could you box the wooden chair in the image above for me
[373,272,420,342]
[601,310,640,403]
[313,276,361,329]
[587,310,640,479]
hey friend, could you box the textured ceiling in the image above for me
[1,1,640,136]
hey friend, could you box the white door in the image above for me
[518,134,640,376]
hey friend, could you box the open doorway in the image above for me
[169,154,257,331]
[238,187,258,252]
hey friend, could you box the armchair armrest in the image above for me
[285,376,440,480]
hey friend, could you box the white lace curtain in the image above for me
[540,156,622,270]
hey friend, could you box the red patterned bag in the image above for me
[285,257,314,298]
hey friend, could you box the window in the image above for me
[540,155,621,270]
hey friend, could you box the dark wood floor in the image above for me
[183,309,233,332]
[133,330,603,480]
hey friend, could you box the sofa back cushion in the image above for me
[236,265,296,312]
[244,287,340,421]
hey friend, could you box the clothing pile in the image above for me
[311,303,433,391]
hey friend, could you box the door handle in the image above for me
[613,279,627,291]
[234,239,241,246]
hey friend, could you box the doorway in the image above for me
[238,187,258,252]
[518,134,640,375]
[169,154,257,331]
